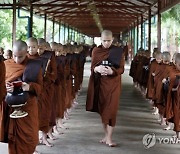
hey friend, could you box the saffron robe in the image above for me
[1,58,43,154]
[86,46,125,127]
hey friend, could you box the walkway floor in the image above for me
[0,62,180,154]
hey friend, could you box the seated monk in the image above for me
[86,30,125,147]
[3,40,43,154]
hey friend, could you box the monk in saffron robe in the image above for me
[166,53,180,137]
[54,45,66,128]
[153,52,171,125]
[86,30,125,147]
[0,56,6,140]
[146,52,162,100]
[27,37,56,147]
[2,40,43,154]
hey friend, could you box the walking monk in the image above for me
[86,30,125,147]
[0,40,43,154]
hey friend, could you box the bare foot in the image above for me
[53,126,64,135]
[58,124,69,130]
[160,122,166,126]
[33,151,40,154]
[40,138,53,147]
[163,125,171,130]
[47,132,57,140]
[99,137,107,144]
[106,141,117,147]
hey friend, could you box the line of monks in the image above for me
[0,38,89,154]
[129,48,180,139]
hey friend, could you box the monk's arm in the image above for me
[47,55,57,83]
[111,54,125,76]
[0,62,6,102]
[29,68,43,96]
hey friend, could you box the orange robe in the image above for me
[86,46,125,127]
[2,58,43,154]
[65,54,73,109]
[55,56,66,119]
[45,53,57,127]
[165,67,180,121]
[0,60,6,140]
[146,59,158,99]
[172,76,180,132]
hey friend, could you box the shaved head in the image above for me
[101,30,113,49]
[101,30,113,37]
[175,53,180,71]
[27,37,38,45]
[13,40,27,64]
[162,51,171,63]
[37,38,46,46]
[13,40,27,53]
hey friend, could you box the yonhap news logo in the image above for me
[142,133,180,149]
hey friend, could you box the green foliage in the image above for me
[0,10,13,48]
[162,4,180,24]
[161,4,180,46]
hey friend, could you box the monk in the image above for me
[44,42,57,139]
[0,47,4,56]
[3,49,12,60]
[165,53,180,137]
[27,37,56,147]
[54,44,68,130]
[50,42,65,134]
[2,40,43,154]
[153,52,171,125]
[86,30,125,147]
[146,52,162,114]
[0,56,6,140]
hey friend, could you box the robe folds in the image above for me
[54,56,67,119]
[86,45,125,127]
[173,82,180,132]
[0,59,6,140]
[146,60,158,99]
[27,53,49,132]
[1,58,43,154]
[43,52,57,127]
[165,68,180,122]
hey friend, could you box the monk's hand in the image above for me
[94,65,106,74]
[162,78,167,83]
[104,66,113,75]
[152,73,155,76]
[6,82,14,93]
[22,82,30,91]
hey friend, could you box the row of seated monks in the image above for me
[0,38,89,154]
[130,48,180,139]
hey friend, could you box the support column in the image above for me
[29,5,33,38]
[133,22,136,54]
[52,17,55,42]
[44,14,47,41]
[64,24,66,44]
[73,29,76,41]
[130,28,133,59]
[157,0,161,51]
[148,9,152,52]
[12,0,16,45]
[59,22,61,43]
[141,15,143,48]
[67,25,70,42]
[137,16,139,52]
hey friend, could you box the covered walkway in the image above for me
[1,62,179,154]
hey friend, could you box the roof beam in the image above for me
[32,4,149,9]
